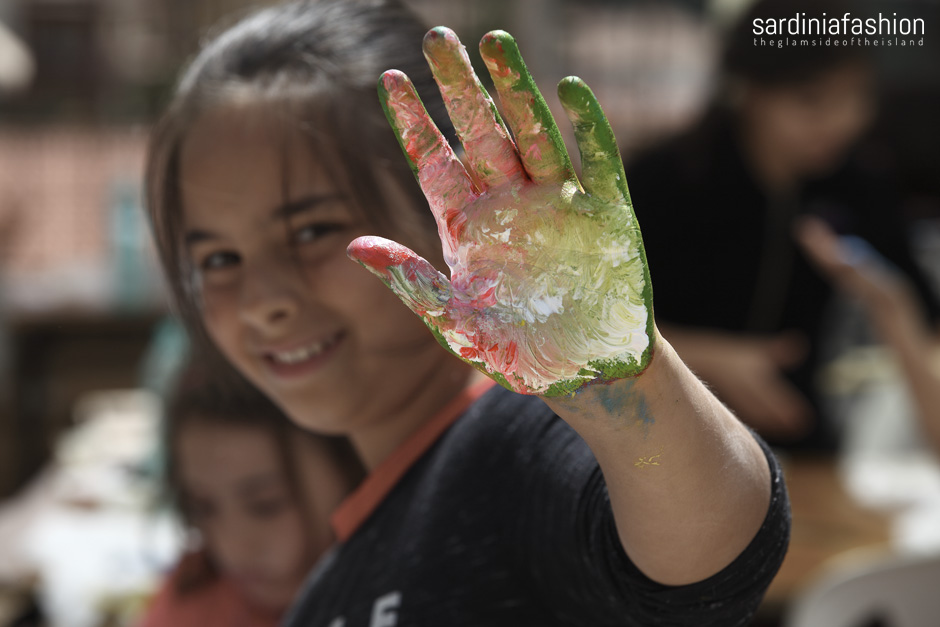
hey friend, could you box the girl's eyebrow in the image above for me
[270,193,344,221]
[185,229,217,245]
[184,193,345,245]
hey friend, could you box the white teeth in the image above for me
[270,336,337,365]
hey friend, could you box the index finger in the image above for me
[379,69,478,264]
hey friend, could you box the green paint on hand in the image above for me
[479,31,576,185]
[364,27,656,397]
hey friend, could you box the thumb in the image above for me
[347,236,452,320]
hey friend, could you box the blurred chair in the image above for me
[785,550,940,627]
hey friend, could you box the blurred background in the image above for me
[0,0,938,625]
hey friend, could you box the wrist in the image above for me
[541,327,672,419]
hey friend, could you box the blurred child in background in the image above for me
[139,360,363,627]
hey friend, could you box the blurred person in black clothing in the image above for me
[626,0,940,450]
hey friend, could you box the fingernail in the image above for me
[479,30,511,58]
[380,70,409,94]
[424,26,457,52]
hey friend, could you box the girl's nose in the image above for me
[238,263,302,331]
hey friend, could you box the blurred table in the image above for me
[757,455,893,619]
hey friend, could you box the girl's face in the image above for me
[179,106,456,435]
[177,421,310,612]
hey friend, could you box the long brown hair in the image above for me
[145,0,454,356]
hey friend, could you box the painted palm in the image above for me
[348,28,654,396]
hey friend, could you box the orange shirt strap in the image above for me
[330,379,496,542]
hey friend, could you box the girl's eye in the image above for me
[199,251,240,272]
[292,223,343,246]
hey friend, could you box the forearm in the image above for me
[543,332,772,586]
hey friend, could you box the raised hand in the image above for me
[348,27,654,397]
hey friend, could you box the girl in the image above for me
[146,1,789,624]
[140,360,363,627]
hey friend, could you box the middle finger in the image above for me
[423,27,526,190]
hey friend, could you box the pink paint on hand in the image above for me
[349,236,453,319]
[423,27,526,189]
[380,69,408,93]
[347,236,409,277]
[373,28,653,397]
[524,143,543,163]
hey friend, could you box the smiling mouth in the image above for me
[267,332,343,365]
